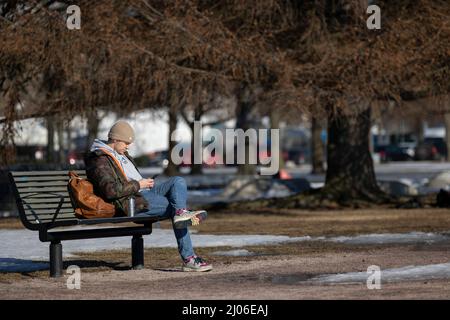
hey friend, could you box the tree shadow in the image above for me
[0,257,184,275]
[0,258,49,274]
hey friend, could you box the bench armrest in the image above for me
[21,192,65,226]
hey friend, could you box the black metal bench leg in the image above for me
[50,241,63,277]
[132,235,144,270]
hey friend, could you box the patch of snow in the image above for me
[325,232,450,245]
[1,228,449,262]
[0,228,312,261]
[310,263,450,284]
[188,189,223,197]
[310,182,324,189]
[211,249,256,257]
[427,171,450,189]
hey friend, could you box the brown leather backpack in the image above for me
[68,171,116,219]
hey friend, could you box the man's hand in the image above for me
[139,178,154,189]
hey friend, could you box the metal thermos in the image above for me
[128,197,135,217]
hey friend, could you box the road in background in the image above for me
[140,161,450,185]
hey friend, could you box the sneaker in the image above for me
[182,255,213,272]
[173,208,207,229]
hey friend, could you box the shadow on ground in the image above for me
[0,257,133,274]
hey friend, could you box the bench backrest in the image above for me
[9,170,86,230]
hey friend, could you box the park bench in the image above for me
[8,170,162,277]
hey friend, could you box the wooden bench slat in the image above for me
[14,175,86,182]
[16,181,73,187]
[19,197,72,204]
[25,206,75,212]
[26,215,77,223]
[19,196,71,208]
[22,203,74,209]
[17,185,69,189]
[17,187,70,193]
[19,194,71,201]
[21,197,72,204]
[11,170,85,176]
[26,212,74,219]
[25,208,74,217]
[17,192,70,197]
[26,210,75,220]
[25,212,76,218]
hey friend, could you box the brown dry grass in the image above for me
[191,208,450,237]
[0,218,24,229]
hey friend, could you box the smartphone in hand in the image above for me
[151,174,159,179]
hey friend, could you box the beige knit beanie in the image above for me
[108,120,135,143]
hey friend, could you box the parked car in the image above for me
[413,137,447,161]
[414,141,440,161]
[378,144,415,162]
[424,137,447,159]
[283,149,310,165]
[134,150,169,168]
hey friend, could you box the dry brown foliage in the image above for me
[0,0,449,162]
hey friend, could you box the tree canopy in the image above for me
[1,0,449,162]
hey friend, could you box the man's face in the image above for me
[113,140,131,155]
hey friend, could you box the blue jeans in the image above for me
[137,176,195,260]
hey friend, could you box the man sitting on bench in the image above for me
[84,120,212,272]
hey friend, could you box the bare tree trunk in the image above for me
[0,91,17,165]
[269,109,284,171]
[444,113,450,161]
[46,116,55,164]
[236,87,257,175]
[86,110,100,151]
[164,105,180,176]
[66,121,73,151]
[324,106,387,202]
[414,115,424,144]
[190,105,203,175]
[311,116,325,174]
[56,119,65,164]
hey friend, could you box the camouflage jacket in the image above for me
[84,149,149,216]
